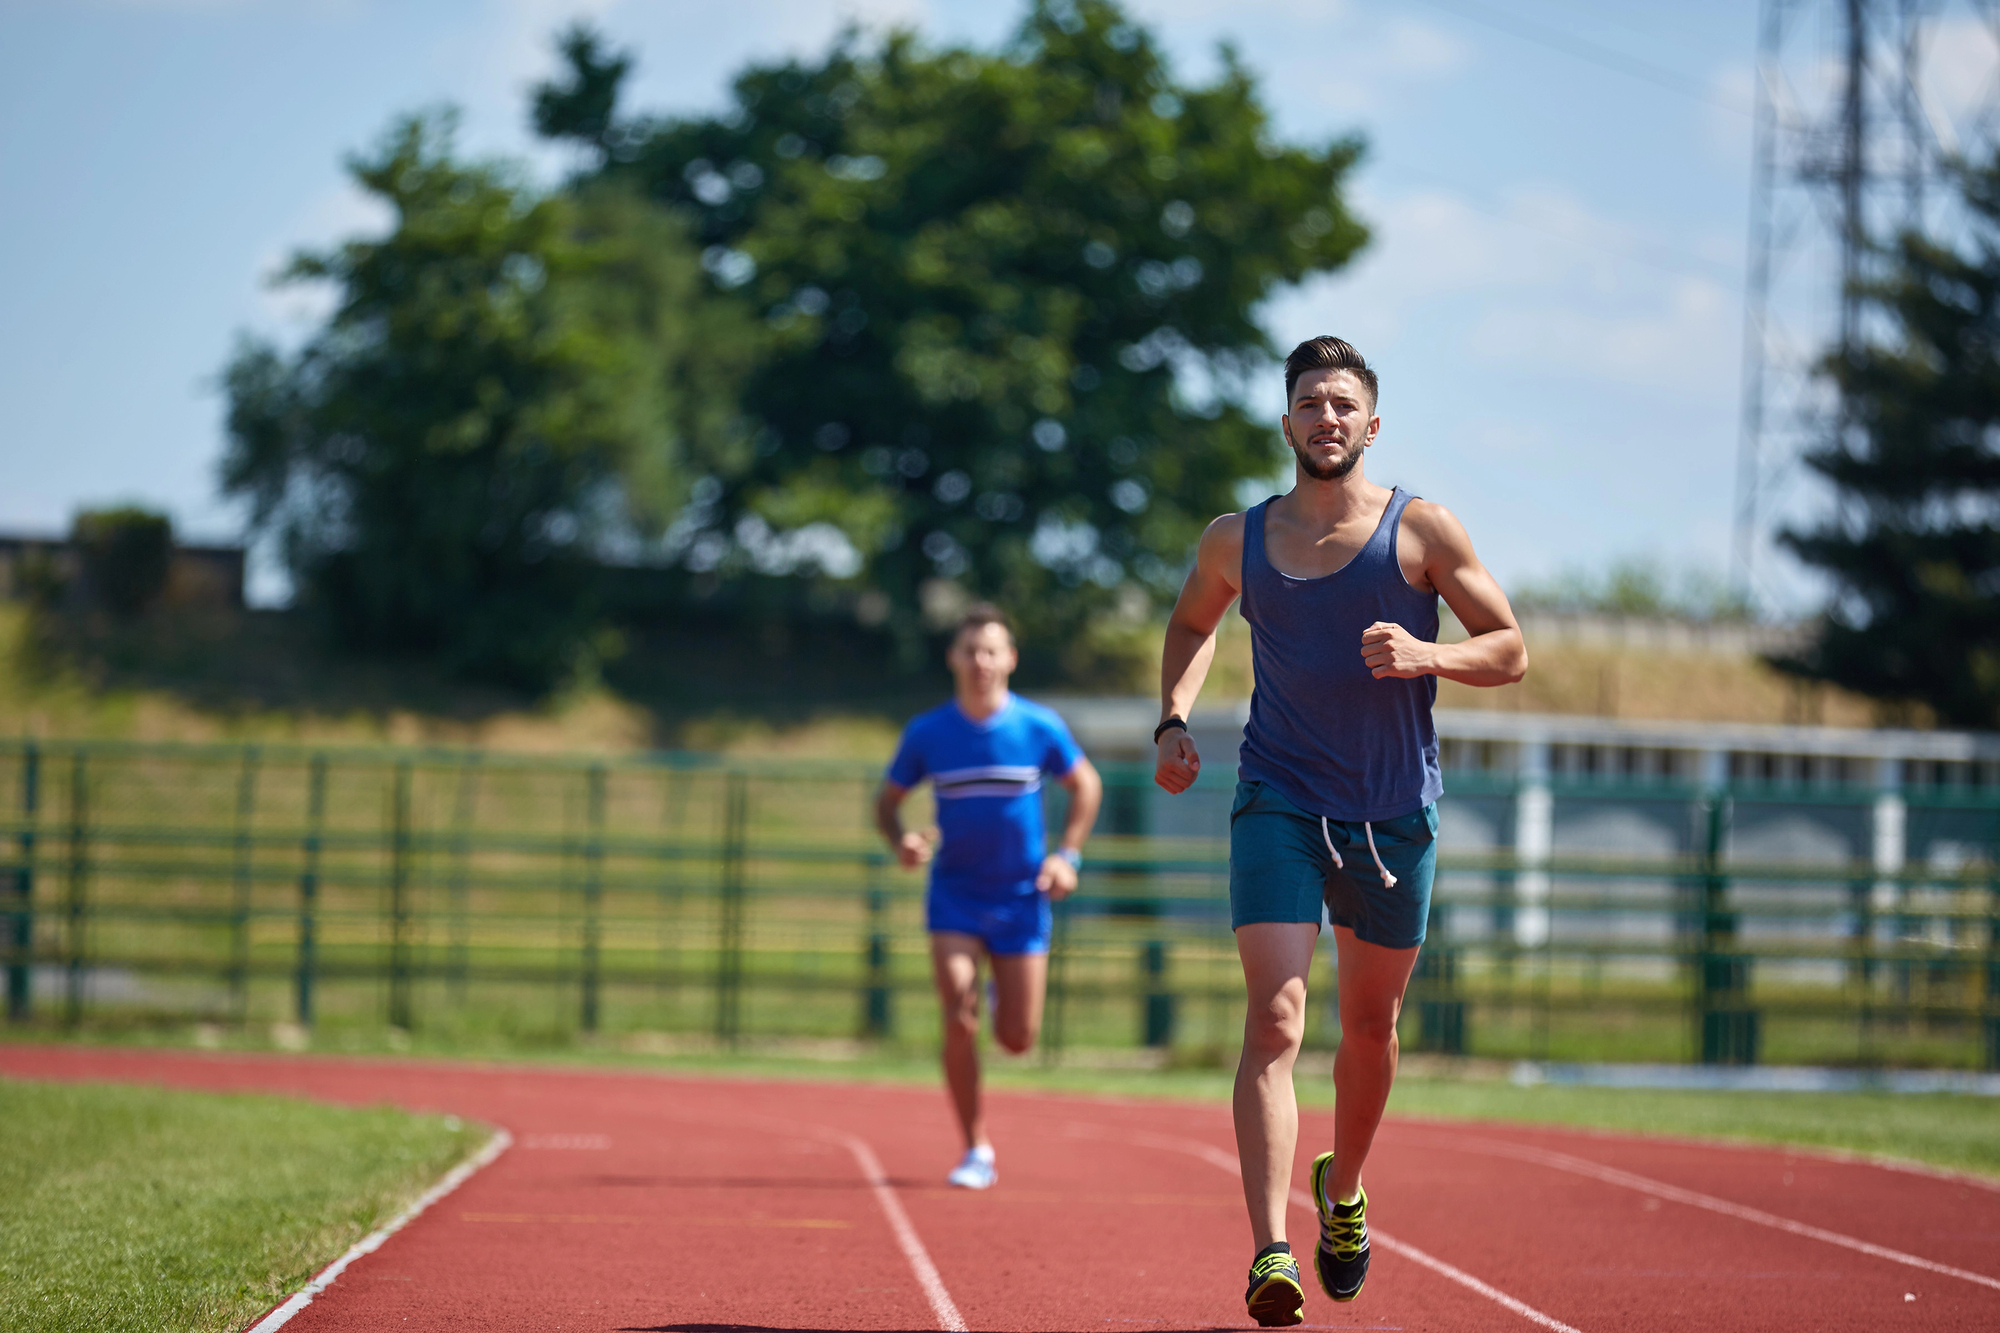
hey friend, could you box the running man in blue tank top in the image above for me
[877,604,1102,1191]
[1154,338,1527,1325]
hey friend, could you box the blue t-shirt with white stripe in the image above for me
[886,695,1084,897]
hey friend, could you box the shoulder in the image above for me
[900,701,958,740]
[1398,496,1474,552]
[1202,509,1249,546]
[1195,508,1250,569]
[1011,697,1076,737]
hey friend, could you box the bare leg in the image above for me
[1232,921,1321,1250]
[1327,926,1421,1204]
[987,950,1048,1055]
[931,932,988,1149]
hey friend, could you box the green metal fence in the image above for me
[1,738,1995,1068]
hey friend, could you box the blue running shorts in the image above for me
[1228,779,1436,949]
[927,883,1052,956]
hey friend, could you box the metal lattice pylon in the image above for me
[1734,0,2000,609]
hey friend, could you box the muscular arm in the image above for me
[1053,759,1102,854]
[1365,500,1527,686]
[1036,758,1103,899]
[1156,514,1244,793]
[873,780,932,869]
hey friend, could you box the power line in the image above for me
[1404,0,1752,116]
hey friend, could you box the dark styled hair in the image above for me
[955,602,1015,645]
[1283,336,1378,410]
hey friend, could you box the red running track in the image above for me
[4,1045,1997,1333]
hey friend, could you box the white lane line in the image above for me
[1418,1132,2000,1295]
[244,1128,512,1333]
[842,1134,969,1333]
[1340,1223,1584,1333]
[1072,1125,1584,1333]
[646,1103,968,1332]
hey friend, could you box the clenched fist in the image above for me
[895,829,934,869]
[1155,728,1201,794]
[1360,621,1435,679]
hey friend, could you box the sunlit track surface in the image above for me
[3,1046,1996,1332]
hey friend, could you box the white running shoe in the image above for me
[946,1145,997,1189]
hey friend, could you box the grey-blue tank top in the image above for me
[1236,487,1443,822]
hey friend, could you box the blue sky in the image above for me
[2,0,1780,606]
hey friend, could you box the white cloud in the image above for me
[1265,178,1738,367]
[1107,0,1467,121]
[250,179,393,336]
[1917,11,2000,142]
[1381,18,1470,77]
[585,0,936,122]
[1469,274,1733,388]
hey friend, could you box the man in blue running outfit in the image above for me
[877,603,1102,1190]
[1153,337,1527,1325]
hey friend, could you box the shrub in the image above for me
[72,507,172,618]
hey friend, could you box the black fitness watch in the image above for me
[1153,716,1188,744]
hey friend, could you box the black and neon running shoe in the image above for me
[1309,1151,1370,1303]
[1243,1242,1305,1327]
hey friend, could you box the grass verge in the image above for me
[652,1047,2000,1182]
[11,1022,1994,1183]
[0,1077,485,1333]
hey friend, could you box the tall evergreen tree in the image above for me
[1779,156,2000,727]
[535,0,1367,663]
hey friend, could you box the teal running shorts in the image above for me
[1228,779,1436,948]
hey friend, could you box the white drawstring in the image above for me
[1363,821,1399,888]
[1324,815,1398,889]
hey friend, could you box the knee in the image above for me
[1242,998,1306,1060]
[941,995,980,1040]
[994,1016,1038,1055]
[1340,1007,1400,1050]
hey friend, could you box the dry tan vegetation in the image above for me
[0,600,1909,767]
[1176,610,1899,728]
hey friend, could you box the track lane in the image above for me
[5,1046,1997,1333]
[1381,1120,2000,1284]
[1357,1119,1999,1331]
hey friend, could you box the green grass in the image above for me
[1379,1078,2000,1178]
[604,1047,2000,1181]
[12,1020,1995,1183]
[0,1077,484,1333]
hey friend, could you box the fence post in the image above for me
[1504,741,1553,996]
[7,743,36,1022]
[64,751,88,1026]
[1141,939,1174,1048]
[387,760,413,1031]
[714,772,748,1046]
[1414,894,1466,1055]
[1984,868,1999,1071]
[581,765,606,1033]
[1696,790,1759,1064]
[228,746,261,1024]
[296,753,326,1026]
[447,756,480,1005]
[862,853,892,1038]
[1871,761,1909,1015]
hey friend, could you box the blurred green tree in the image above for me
[535,0,1367,667]
[221,113,751,688]
[1777,155,2000,727]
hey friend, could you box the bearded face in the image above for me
[1282,367,1377,483]
[1290,432,1363,481]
